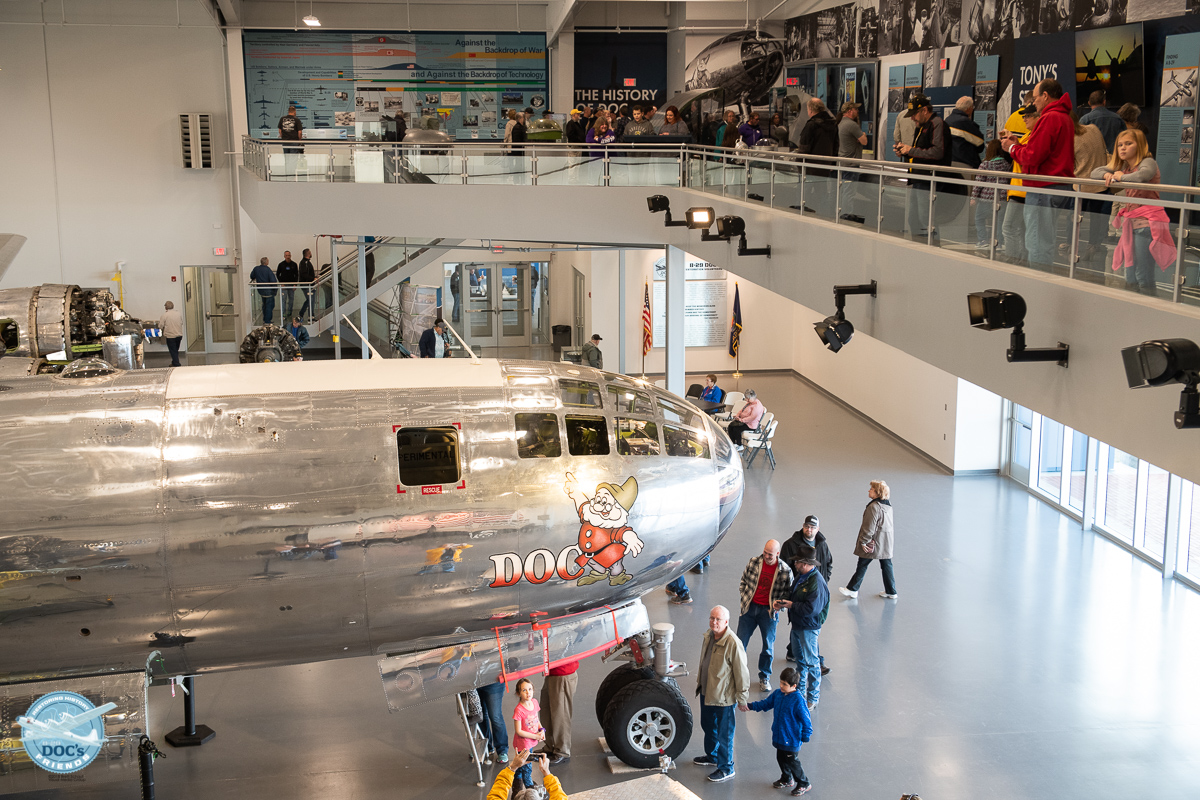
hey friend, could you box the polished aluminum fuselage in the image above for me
[0,358,742,684]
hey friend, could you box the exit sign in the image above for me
[940,58,949,70]
[213,247,226,256]
[786,77,798,86]
[624,78,636,87]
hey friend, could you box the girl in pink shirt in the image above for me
[512,678,544,790]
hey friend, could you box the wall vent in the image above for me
[179,113,214,169]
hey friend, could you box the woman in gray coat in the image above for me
[838,480,897,599]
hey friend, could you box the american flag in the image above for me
[729,283,742,358]
[642,283,653,356]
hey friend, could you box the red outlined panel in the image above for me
[394,422,466,494]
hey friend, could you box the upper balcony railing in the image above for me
[242,136,1200,309]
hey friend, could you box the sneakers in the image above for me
[878,592,898,599]
[807,700,818,711]
[498,751,509,763]
[707,769,736,782]
[791,783,812,796]
[664,586,678,597]
[759,678,772,692]
[693,754,717,766]
[838,587,858,599]
[670,593,694,605]
[820,665,830,676]
[773,778,796,789]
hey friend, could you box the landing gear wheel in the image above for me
[594,663,655,725]
[601,678,692,769]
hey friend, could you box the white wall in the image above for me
[954,378,1004,473]
[0,3,236,326]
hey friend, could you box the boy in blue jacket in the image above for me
[739,667,814,795]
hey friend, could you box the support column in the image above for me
[164,676,215,747]
[358,239,370,359]
[552,30,575,111]
[666,3,687,98]
[664,245,686,395]
[618,248,627,375]
[332,240,342,360]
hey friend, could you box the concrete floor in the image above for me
[19,370,1200,799]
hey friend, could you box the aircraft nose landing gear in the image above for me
[597,622,692,769]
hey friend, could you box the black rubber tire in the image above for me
[594,664,655,725]
[601,677,693,769]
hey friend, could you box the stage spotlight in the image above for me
[646,195,688,227]
[966,289,1069,366]
[1121,338,1200,429]
[685,207,715,229]
[814,281,877,353]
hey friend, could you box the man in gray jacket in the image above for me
[694,605,749,783]
[581,334,603,368]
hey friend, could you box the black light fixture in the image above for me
[646,195,688,227]
[966,290,1069,367]
[685,207,716,230]
[1121,338,1200,429]
[715,216,772,257]
[814,281,877,353]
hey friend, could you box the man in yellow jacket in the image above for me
[998,103,1038,265]
[487,751,567,800]
[694,605,750,783]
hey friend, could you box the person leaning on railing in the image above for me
[1091,128,1176,296]
[1069,109,1111,265]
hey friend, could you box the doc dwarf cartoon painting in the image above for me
[564,472,644,587]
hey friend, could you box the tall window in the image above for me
[1096,444,1138,545]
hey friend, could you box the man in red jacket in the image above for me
[1001,79,1074,269]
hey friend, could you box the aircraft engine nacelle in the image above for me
[0,284,134,361]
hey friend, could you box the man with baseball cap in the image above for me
[895,92,949,242]
[781,516,833,674]
[582,333,603,369]
[837,102,869,223]
[774,546,830,711]
[564,108,586,144]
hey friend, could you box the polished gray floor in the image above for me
[22,371,1200,799]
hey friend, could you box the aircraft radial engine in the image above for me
[0,356,744,778]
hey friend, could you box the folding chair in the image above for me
[742,417,777,469]
[716,391,745,428]
[685,383,704,399]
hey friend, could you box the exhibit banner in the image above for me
[651,281,729,348]
[1157,32,1200,189]
[885,64,906,161]
[573,32,667,113]
[1011,30,1075,112]
[974,54,999,141]
[652,256,726,281]
[244,31,547,140]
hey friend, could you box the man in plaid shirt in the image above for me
[736,540,795,693]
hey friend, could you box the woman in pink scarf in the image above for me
[1090,129,1176,296]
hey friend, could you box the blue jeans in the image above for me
[1127,227,1158,294]
[258,292,275,325]
[477,682,508,757]
[281,287,294,319]
[1025,192,1071,268]
[166,336,182,367]
[700,696,736,773]
[974,199,999,248]
[667,575,688,597]
[736,603,778,680]
[1003,199,1027,262]
[846,556,897,595]
[790,628,821,705]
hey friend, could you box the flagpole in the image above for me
[734,350,741,379]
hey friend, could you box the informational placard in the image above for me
[884,65,905,162]
[974,54,999,142]
[1158,32,1200,190]
[651,281,728,348]
[244,31,547,141]
[574,32,667,113]
[1011,31,1075,116]
[652,256,726,281]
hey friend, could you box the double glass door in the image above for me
[446,263,531,349]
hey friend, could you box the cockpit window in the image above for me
[657,396,701,428]
[616,418,660,456]
[560,379,603,408]
[607,386,654,415]
[516,413,562,459]
[396,426,461,485]
[663,424,711,459]
[566,416,610,456]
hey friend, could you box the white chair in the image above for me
[716,391,745,428]
[743,417,778,469]
[653,379,666,389]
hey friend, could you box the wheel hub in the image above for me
[626,706,675,754]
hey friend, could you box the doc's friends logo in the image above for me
[18,691,115,774]
[487,473,643,589]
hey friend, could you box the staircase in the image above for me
[308,236,459,352]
